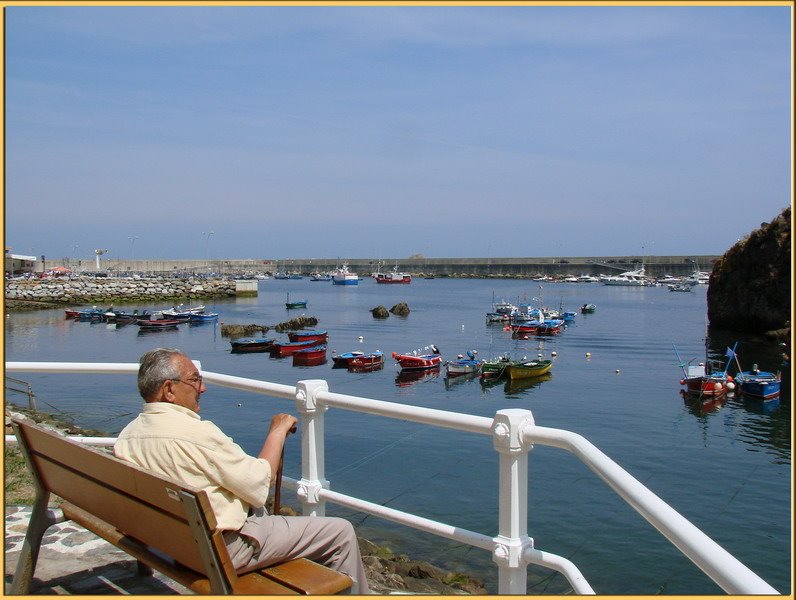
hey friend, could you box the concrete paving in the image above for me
[4,505,189,595]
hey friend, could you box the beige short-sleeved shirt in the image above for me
[113,402,271,532]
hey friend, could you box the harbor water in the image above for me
[4,278,791,594]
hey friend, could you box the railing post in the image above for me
[294,379,330,517]
[491,408,535,594]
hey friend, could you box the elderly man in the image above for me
[114,348,369,594]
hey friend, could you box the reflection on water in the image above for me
[504,372,553,396]
[395,368,441,387]
[681,389,728,416]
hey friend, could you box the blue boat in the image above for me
[189,312,219,323]
[735,368,781,399]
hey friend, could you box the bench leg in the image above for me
[10,494,57,594]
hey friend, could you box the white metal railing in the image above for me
[4,361,779,595]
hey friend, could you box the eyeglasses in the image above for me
[171,375,203,390]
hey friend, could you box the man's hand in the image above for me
[269,413,298,436]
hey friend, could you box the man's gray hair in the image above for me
[138,348,183,400]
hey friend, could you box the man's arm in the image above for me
[258,413,298,482]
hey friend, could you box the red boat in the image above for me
[375,266,412,284]
[64,310,81,319]
[348,351,385,372]
[270,339,318,357]
[292,345,328,366]
[391,346,442,371]
[287,330,328,344]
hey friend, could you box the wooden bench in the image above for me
[9,417,353,595]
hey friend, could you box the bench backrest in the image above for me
[11,418,238,588]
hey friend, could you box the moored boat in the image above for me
[270,339,319,357]
[445,351,483,377]
[136,318,181,330]
[348,351,384,372]
[162,304,205,317]
[292,345,328,366]
[189,312,219,323]
[331,350,364,368]
[392,345,442,371]
[581,303,597,314]
[375,265,411,284]
[674,342,737,398]
[332,263,358,286]
[480,354,513,381]
[285,292,308,309]
[310,273,332,281]
[506,359,553,380]
[230,338,276,353]
[287,330,328,344]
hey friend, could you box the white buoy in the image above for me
[586,352,591,358]
[727,381,736,391]
[237,403,242,407]
[551,351,557,357]
[358,335,364,342]
[615,369,620,374]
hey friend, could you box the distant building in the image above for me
[4,248,38,275]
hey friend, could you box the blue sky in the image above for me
[3,5,791,261]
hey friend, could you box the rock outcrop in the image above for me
[371,305,389,319]
[390,302,410,316]
[707,206,790,338]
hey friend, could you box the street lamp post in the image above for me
[202,231,214,274]
[128,236,139,267]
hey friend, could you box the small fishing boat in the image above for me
[292,345,328,366]
[270,339,319,357]
[331,350,365,368]
[78,307,107,321]
[480,355,513,381]
[392,345,442,371]
[731,351,782,399]
[348,351,384,372]
[668,283,694,292]
[189,312,219,323]
[230,338,275,353]
[673,342,736,398]
[162,304,205,317]
[136,319,181,330]
[581,303,597,314]
[288,330,328,344]
[445,350,483,377]
[310,273,332,281]
[506,359,553,380]
[536,319,565,335]
[285,293,308,309]
[64,309,81,319]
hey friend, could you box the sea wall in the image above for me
[4,277,237,305]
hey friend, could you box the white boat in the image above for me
[332,264,358,286]
[602,266,651,286]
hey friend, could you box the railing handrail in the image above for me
[4,361,778,595]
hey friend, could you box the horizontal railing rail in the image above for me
[4,361,778,595]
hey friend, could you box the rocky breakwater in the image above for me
[708,206,790,339]
[5,276,237,307]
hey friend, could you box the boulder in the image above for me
[371,306,389,319]
[390,302,410,316]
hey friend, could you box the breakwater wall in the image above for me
[35,255,719,278]
[4,277,237,305]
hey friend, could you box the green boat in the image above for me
[506,359,553,380]
[480,355,513,381]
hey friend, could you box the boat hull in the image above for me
[392,352,442,371]
[288,330,328,344]
[270,340,318,357]
[230,338,275,353]
[507,360,553,380]
[736,371,781,399]
[292,345,328,366]
[349,353,384,372]
[682,376,729,397]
